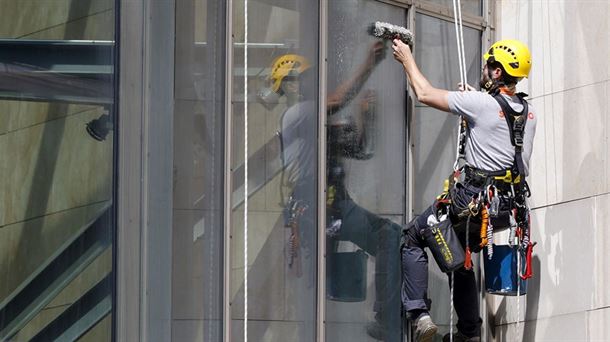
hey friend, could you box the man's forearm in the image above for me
[327,63,373,112]
[402,57,433,102]
[402,57,449,111]
[392,39,450,112]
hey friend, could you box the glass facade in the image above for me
[325,1,406,341]
[423,0,482,16]
[411,13,482,337]
[230,1,319,341]
[0,1,490,341]
[0,0,116,341]
[172,0,225,341]
[412,14,482,215]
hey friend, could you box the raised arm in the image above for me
[327,41,384,113]
[391,39,450,112]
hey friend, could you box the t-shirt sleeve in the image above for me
[447,91,488,123]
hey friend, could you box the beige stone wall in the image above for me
[0,0,115,339]
[490,1,610,340]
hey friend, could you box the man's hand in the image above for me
[391,38,412,66]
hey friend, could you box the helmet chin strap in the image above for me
[482,65,506,95]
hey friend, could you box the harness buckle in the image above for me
[493,170,516,184]
[513,116,525,147]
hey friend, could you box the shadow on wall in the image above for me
[521,257,541,340]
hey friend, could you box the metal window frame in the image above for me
[116,0,175,341]
[317,0,328,340]
[223,0,234,341]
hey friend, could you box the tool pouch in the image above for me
[422,219,465,273]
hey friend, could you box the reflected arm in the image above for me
[327,41,384,113]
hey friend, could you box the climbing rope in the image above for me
[452,0,468,173]
[516,245,521,341]
[450,1,467,341]
[243,0,249,340]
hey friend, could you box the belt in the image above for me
[463,166,521,188]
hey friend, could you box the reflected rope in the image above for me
[243,0,249,340]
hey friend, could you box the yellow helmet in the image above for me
[483,39,531,78]
[269,54,311,92]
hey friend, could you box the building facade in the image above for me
[0,0,607,341]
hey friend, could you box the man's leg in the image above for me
[400,218,431,317]
[448,266,482,338]
[446,183,483,339]
[334,197,401,340]
[401,208,439,342]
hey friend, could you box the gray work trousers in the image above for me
[401,183,483,338]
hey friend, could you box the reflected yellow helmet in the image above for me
[269,54,311,92]
[483,39,531,78]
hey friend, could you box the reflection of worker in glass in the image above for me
[259,43,401,341]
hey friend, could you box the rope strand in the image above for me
[452,0,467,172]
[450,271,455,342]
[449,3,466,341]
[449,4,470,341]
[516,246,521,341]
[243,0,249,340]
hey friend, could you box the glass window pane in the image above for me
[0,1,115,341]
[325,1,406,341]
[230,1,319,341]
[422,0,482,17]
[412,14,481,214]
[172,0,225,340]
[411,13,482,337]
[1,0,114,40]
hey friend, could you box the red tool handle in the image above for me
[520,242,536,280]
[464,247,472,270]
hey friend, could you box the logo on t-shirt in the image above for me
[499,111,535,120]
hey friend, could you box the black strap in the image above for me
[492,93,529,177]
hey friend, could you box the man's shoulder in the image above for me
[448,90,496,117]
[449,90,495,105]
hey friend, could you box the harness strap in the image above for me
[492,93,529,178]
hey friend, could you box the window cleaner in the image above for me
[393,30,538,341]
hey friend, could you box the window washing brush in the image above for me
[368,21,414,48]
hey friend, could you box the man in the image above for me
[391,38,536,342]
[265,44,402,341]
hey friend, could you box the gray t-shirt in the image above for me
[448,91,537,176]
[280,100,317,190]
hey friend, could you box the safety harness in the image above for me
[490,91,535,280]
[438,90,535,280]
[494,91,528,182]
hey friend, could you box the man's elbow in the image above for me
[416,91,432,105]
[416,89,450,112]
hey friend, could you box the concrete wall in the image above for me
[490,1,610,340]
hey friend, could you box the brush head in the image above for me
[369,21,414,48]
